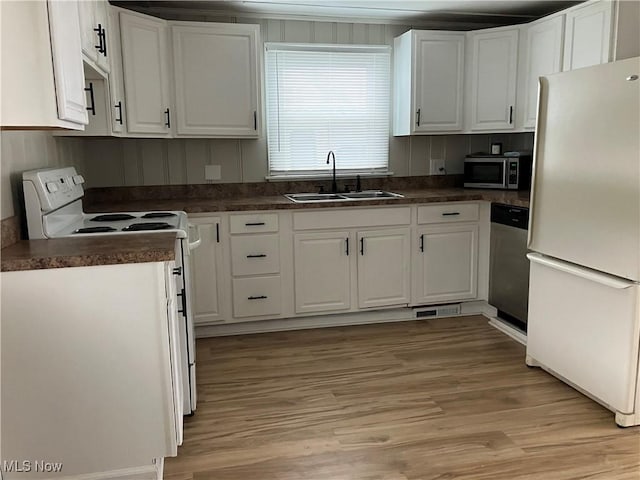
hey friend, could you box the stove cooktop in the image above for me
[122,222,173,232]
[56,209,189,238]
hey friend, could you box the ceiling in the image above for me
[112,0,582,29]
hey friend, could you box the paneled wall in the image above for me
[78,14,533,188]
[0,132,85,219]
[80,133,534,188]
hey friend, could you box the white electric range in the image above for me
[22,166,199,416]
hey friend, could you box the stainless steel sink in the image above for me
[285,191,404,203]
[342,191,404,199]
[285,193,346,202]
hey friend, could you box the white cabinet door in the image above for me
[414,31,465,132]
[171,23,260,137]
[414,224,478,304]
[294,232,351,314]
[563,0,612,71]
[107,6,126,133]
[78,0,99,63]
[78,0,110,74]
[522,15,565,129]
[190,221,224,325]
[357,229,411,309]
[120,11,172,135]
[47,0,88,125]
[469,28,519,130]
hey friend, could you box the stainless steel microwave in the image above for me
[464,155,532,190]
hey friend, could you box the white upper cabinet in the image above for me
[1,0,86,129]
[120,10,172,136]
[468,27,519,131]
[107,6,126,134]
[393,30,465,135]
[78,0,110,74]
[521,15,565,129]
[563,0,613,71]
[171,22,261,137]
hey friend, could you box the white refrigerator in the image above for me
[526,56,640,427]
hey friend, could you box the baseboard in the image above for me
[488,317,527,345]
[196,301,493,337]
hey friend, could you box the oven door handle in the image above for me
[188,224,202,251]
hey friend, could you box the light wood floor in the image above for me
[164,316,640,480]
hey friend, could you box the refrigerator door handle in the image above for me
[527,253,635,289]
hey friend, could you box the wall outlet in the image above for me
[430,159,446,175]
[205,165,221,181]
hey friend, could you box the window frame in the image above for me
[264,42,392,180]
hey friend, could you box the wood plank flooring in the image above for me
[164,315,640,480]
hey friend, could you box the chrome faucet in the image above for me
[326,150,338,193]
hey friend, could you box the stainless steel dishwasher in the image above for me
[489,203,530,332]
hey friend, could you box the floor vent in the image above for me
[414,304,461,318]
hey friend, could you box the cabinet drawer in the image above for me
[231,234,280,276]
[418,203,479,224]
[230,213,279,234]
[232,276,282,318]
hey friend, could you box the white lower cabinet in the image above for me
[189,219,225,325]
[357,229,411,309]
[191,203,484,329]
[232,276,282,318]
[294,231,352,314]
[414,223,479,304]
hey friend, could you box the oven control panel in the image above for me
[23,167,84,213]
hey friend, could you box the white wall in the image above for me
[0,131,85,219]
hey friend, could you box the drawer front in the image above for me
[293,207,411,231]
[418,203,479,224]
[230,213,279,234]
[232,276,282,318]
[231,234,280,276]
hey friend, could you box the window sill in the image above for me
[265,171,394,182]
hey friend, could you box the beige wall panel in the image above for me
[210,139,242,183]
[167,140,187,185]
[409,136,430,176]
[241,137,268,182]
[139,139,167,185]
[283,20,312,42]
[313,22,335,43]
[445,135,469,175]
[185,139,208,184]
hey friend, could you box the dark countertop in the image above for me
[1,233,176,272]
[84,188,530,213]
[2,188,528,272]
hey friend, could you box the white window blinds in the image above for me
[265,43,391,177]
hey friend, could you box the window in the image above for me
[265,43,391,178]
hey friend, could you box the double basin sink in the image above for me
[285,190,404,203]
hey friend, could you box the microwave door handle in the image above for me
[503,160,508,187]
